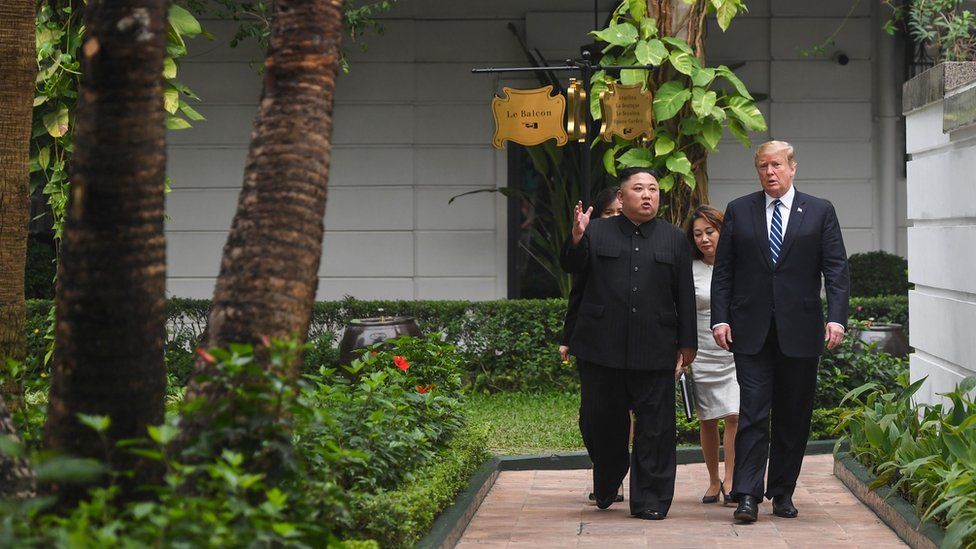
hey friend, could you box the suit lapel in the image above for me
[774,191,807,268]
[750,193,773,272]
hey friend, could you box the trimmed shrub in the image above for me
[848,251,909,297]
[25,295,909,394]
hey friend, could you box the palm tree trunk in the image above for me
[182,0,344,407]
[649,0,711,225]
[43,0,168,502]
[0,0,36,412]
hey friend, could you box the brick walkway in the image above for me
[458,454,906,548]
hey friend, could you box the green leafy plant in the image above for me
[3,336,478,547]
[590,0,765,225]
[32,1,205,246]
[837,375,976,548]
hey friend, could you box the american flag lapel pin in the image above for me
[797,207,803,213]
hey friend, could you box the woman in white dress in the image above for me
[685,205,739,504]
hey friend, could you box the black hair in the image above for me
[592,186,620,216]
[617,167,661,186]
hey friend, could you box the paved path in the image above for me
[458,454,906,548]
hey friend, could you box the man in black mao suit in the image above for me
[710,141,850,522]
[561,168,697,520]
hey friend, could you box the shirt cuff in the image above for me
[711,322,730,331]
[827,321,846,332]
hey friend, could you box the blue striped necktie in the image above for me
[770,199,783,265]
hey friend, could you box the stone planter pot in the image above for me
[850,322,910,357]
[338,315,422,366]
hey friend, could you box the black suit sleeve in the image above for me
[710,205,736,327]
[820,202,850,326]
[561,273,585,345]
[560,232,589,274]
[675,237,697,350]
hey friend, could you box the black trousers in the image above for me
[578,360,676,515]
[731,323,819,501]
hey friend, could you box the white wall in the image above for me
[904,73,976,404]
[165,0,894,301]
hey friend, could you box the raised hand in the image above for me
[572,200,594,245]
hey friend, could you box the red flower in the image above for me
[417,384,428,394]
[856,305,863,312]
[370,351,378,356]
[393,356,410,371]
[196,348,215,364]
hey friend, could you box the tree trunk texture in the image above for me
[649,0,711,226]
[0,395,35,498]
[43,0,168,502]
[179,0,344,454]
[0,0,37,412]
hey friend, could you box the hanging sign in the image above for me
[491,86,568,149]
[566,79,587,143]
[599,82,654,142]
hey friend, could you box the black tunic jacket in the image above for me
[560,215,697,371]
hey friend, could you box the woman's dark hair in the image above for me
[686,205,725,259]
[592,186,620,217]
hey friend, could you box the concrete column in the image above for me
[872,1,905,253]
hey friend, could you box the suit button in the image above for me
[635,247,639,251]
[633,287,638,292]
[632,307,637,313]
[634,266,639,271]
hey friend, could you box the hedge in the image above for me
[24,295,909,394]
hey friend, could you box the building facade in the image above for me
[165,0,908,300]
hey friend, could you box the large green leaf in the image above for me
[621,68,648,86]
[163,57,177,79]
[727,118,750,147]
[591,21,639,48]
[692,88,718,118]
[640,18,658,40]
[168,4,202,37]
[603,146,619,176]
[652,81,692,121]
[617,147,654,168]
[683,171,697,190]
[680,118,703,135]
[636,39,668,66]
[716,0,739,31]
[691,66,716,87]
[668,50,695,75]
[590,79,609,121]
[654,135,675,156]
[166,115,192,130]
[726,96,767,131]
[658,173,675,191]
[665,151,692,175]
[716,65,753,100]
[627,0,647,21]
[164,86,179,114]
[700,118,722,150]
[43,104,69,138]
[660,36,693,54]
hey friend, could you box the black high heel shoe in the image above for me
[701,482,723,504]
[722,483,734,505]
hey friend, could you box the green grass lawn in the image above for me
[464,391,584,455]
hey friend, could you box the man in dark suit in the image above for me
[710,141,850,522]
[561,167,696,520]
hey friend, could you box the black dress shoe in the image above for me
[589,488,625,503]
[634,510,665,520]
[595,495,615,509]
[733,495,758,523]
[772,494,798,518]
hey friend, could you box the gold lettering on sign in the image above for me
[491,86,568,149]
[599,82,654,142]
